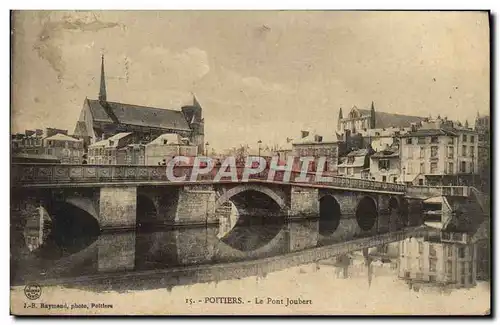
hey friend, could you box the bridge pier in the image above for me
[175,185,217,226]
[99,186,137,230]
[289,186,319,219]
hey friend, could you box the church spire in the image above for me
[370,101,376,128]
[99,54,107,102]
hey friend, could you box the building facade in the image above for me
[88,132,136,165]
[43,133,85,164]
[369,145,401,183]
[337,148,372,178]
[398,117,479,186]
[292,131,342,173]
[145,133,198,166]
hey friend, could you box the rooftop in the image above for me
[45,133,82,142]
[87,99,192,131]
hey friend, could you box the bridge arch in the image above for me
[318,195,341,235]
[216,184,287,252]
[355,196,378,231]
[137,194,158,226]
[215,184,286,210]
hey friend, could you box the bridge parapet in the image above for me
[405,185,470,198]
[11,163,406,194]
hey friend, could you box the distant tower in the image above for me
[182,94,205,154]
[337,107,343,132]
[370,101,376,128]
[98,55,107,102]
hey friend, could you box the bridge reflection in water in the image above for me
[11,209,430,291]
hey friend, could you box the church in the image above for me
[73,56,205,154]
[337,102,426,134]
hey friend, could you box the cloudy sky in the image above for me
[11,11,489,150]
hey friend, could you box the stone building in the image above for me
[291,131,343,173]
[88,132,136,165]
[369,144,401,183]
[73,56,205,154]
[398,117,479,186]
[43,133,85,164]
[337,148,372,179]
[145,133,198,166]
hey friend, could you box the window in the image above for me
[446,260,452,275]
[448,162,454,174]
[406,138,412,144]
[418,259,423,271]
[429,245,437,257]
[418,179,424,185]
[429,258,437,272]
[417,137,425,144]
[378,159,390,170]
[462,134,467,142]
[470,135,475,143]
[419,147,425,158]
[405,271,410,278]
[470,162,474,173]
[447,146,454,159]
[348,156,355,164]
[429,275,437,282]
[430,162,438,174]
[420,162,425,174]
[470,146,474,157]
[431,146,438,158]
[462,145,467,156]
[458,247,466,258]
[448,246,453,257]
[431,136,438,143]
[418,242,423,254]
[461,161,466,173]
[47,149,53,155]
[382,176,387,182]
[109,140,114,146]
[393,177,397,183]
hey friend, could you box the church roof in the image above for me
[87,99,192,131]
[374,111,425,129]
[345,106,426,129]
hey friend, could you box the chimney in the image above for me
[301,130,310,139]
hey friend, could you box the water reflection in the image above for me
[12,213,489,298]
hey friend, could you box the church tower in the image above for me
[181,94,205,154]
[370,101,376,129]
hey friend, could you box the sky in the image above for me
[11,11,490,150]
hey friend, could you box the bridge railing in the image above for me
[405,185,470,198]
[11,163,407,193]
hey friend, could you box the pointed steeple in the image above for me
[465,119,469,128]
[98,55,107,102]
[370,101,376,128]
[337,107,343,132]
[191,92,201,109]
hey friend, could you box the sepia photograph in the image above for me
[9,10,491,316]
